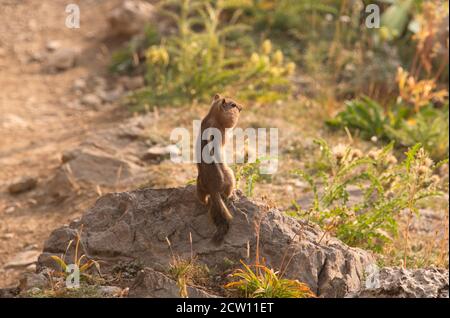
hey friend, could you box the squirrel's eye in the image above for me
[231,103,236,108]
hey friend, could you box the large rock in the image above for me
[107,1,155,37]
[37,186,374,297]
[129,268,217,298]
[348,267,449,298]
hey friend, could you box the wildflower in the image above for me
[250,53,260,65]
[262,39,272,55]
[286,62,296,75]
[370,136,378,143]
[386,155,398,166]
[146,46,169,66]
[332,144,347,163]
[430,175,440,185]
[273,50,284,65]
[350,149,363,161]
[423,157,433,168]
[367,149,379,160]
[261,56,270,66]
[269,67,282,77]
[414,165,430,177]
[379,26,391,41]
[345,208,356,218]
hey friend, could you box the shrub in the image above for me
[123,0,295,110]
[225,261,315,298]
[327,95,449,161]
[289,139,446,252]
[386,105,449,161]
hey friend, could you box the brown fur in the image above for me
[197,94,242,244]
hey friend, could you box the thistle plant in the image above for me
[290,139,446,253]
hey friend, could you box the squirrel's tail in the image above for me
[209,192,233,244]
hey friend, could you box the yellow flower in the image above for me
[332,144,347,162]
[146,46,170,66]
[262,39,272,55]
[250,53,260,65]
[269,67,282,77]
[406,118,416,126]
[273,50,284,65]
[261,56,270,65]
[286,62,296,75]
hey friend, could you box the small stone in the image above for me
[61,149,81,163]
[45,47,77,71]
[107,1,155,36]
[28,50,45,63]
[73,78,86,91]
[81,94,102,108]
[23,244,38,251]
[99,286,123,297]
[93,76,107,89]
[120,76,145,90]
[0,233,15,240]
[8,176,37,194]
[5,206,15,214]
[46,40,61,52]
[5,250,41,269]
[25,264,37,272]
[141,145,180,161]
[97,88,123,103]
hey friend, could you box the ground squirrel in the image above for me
[197,94,243,244]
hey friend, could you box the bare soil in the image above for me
[0,0,127,287]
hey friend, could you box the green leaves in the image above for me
[328,98,449,161]
[326,96,387,139]
[380,0,414,41]
[385,106,449,161]
[289,139,446,252]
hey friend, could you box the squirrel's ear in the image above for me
[213,93,221,101]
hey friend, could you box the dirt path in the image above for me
[0,0,127,287]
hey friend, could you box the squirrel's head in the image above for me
[211,93,242,128]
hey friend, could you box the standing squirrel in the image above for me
[197,94,243,244]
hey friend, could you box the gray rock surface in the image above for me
[129,267,217,298]
[5,250,41,269]
[81,94,102,109]
[107,1,155,36]
[41,114,159,201]
[19,272,49,292]
[8,176,37,194]
[45,47,77,71]
[348,267,449,298]
[37,186,374,297]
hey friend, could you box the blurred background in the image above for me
[0,0,448,291]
